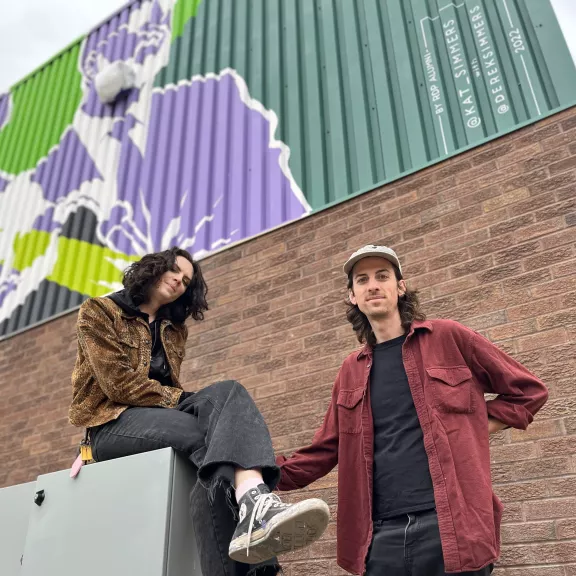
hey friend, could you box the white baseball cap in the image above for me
[343,245,403,276]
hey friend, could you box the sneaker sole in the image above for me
[228,498,330,564]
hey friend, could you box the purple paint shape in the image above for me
[31,131,102,206]
[0,264,19,308]
[100,72,307,256]
[0,93,9,129]
[0,175,8,193]
[32,207,59,234]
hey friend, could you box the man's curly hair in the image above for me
[122,247,208,323]
[345,262,426,347]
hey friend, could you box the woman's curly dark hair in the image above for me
[122,247,208,324]
[345,262,426,347]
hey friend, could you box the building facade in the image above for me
[1,1,576,574]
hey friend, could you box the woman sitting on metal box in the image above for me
[69,246,329,576]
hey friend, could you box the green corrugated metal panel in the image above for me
[0,0,575,339]
[156,0,576,210]
[0,45,82,173]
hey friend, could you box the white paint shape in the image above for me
[502,0,515,28]
[520,54,541,116]
[438,116,448,155]
[420,2,465,47]
[0,231,60,324]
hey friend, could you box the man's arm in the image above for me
[470,331,548,430]
[488,418,509,434]
[76,299,183,408]
[276,370,342,491]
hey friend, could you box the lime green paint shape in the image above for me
[12,231,52,270]
[0,45,82,174]
[11,231,138,297]
[48,239,139,297]
[172,0,202,42]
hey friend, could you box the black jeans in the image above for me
[366,509,493,576]
[90,380,281,576]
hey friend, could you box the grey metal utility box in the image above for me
[0,448,203,576]
[0,481,37,576]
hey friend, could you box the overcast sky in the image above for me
[550,0,576,65]
[0,0,128,93]
[0,0,575,94]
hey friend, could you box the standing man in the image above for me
[276,245,548,575]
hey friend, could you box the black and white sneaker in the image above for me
[228,484,330,564]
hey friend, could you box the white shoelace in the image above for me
[245,492,285,556]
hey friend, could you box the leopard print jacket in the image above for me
[69,297,186,428]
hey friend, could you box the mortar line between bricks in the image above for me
[498,561,576,568]
[494,473,576,482]
[494,475,576,486]
[503,538,576,547]
[504,519,576,525]
[501,496,576,501]
[502,539,576,547]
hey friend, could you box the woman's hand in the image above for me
[178,391,195,404]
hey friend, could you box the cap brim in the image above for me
[343,252,401,275]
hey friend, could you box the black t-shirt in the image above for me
[149,318,172,386]
[370,334,435,520]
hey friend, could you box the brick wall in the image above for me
[1,105,576,575]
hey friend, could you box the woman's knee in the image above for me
[194,380,253,414]
[207,379,244,399]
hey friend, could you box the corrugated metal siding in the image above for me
[156,0,576,209]
[0,45,82,174]
[0,0,575,338]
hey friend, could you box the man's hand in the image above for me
[488,417,508,434]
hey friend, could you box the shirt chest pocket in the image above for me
[336,387,365,434]
[118,333,141,369]
[164,330,185,360]
[427,366,475,414]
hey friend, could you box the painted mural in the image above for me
[0,0,310,334]
[1,0,575,336]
